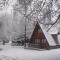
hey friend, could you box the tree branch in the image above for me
[47,14,60,32]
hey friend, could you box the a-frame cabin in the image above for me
[29,22,49,49]
[28,22,59,49]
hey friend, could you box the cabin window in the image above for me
[42,39,46,43]
[35,39,40,44]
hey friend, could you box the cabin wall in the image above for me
[30,32,49,49]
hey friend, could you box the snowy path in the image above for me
[0,46,60,60]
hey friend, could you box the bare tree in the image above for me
[26,0,60,32]
[13,0,33,44]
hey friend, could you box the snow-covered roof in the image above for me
[39,24,57,46]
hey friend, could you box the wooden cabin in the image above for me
[28,22,60,49]
[29,22,49,49]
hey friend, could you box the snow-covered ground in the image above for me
[0,45,60,60]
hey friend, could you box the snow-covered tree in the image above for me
[0,0,60,43]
